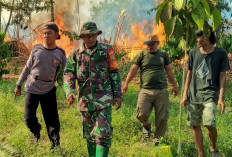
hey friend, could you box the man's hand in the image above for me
[122,84,128,95]
[14,88,21,100]
[218,98,225,114]
[113,98,122,110]
[67,94,76,105]
[181,94,188,107]
[171,85,178,97]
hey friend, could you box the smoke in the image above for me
[31,0,101,33]
[153,0,163,5]
[88,0,156,39]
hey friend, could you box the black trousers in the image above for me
[24,87,60,144]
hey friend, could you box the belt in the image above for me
[33,75,53,82]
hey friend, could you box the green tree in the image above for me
[0,0,53,33]
[161,37,184,62]
[215,0,232,39]
[0,32,12,79]
[218,34,232,53]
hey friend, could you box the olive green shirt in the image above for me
[133,49,170,89]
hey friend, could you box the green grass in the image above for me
[0,80,232,157]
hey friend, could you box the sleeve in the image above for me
[16,47,35,88]
[133,51,143,66]
[108,47,122,98]
[220,49,230,72]
[164,51,170,65]
[188,49,194,71]
[61,51,67,72]
[63,50,77,98]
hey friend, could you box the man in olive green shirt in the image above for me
[122,34,178,145]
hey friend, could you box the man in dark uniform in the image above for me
[14,22,67,149]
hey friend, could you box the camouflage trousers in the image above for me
[81,108,113,148]
[187,102,217,127]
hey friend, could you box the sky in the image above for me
[1,0,232,37]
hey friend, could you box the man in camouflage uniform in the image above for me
[63,21,122,157]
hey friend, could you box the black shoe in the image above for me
[51,141,60,150]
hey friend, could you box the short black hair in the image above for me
[196,28,216,45]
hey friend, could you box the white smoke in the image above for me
[31,0,101,33]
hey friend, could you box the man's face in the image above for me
[146,41,159,53]
[43,29,58,44]
[82,34,98,48]
[197,36,207,48]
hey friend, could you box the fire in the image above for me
[32,13,78,55]
[55,13,78,55]
[4,34,10,42]
[119,20,166,60]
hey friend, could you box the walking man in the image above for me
[14,22,67,149]
[63,21,122,157]
[182,29,230,157]
[122,34,178,145]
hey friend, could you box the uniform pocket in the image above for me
[76,63,89,82]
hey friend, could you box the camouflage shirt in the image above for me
[63,42,122,111]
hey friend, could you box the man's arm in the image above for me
[14,49,34,99]
[108,48,122,110]
[218,71,226,114]
[122,64,139,94]
[182,70,192,107]
[63,51,77,105]
[165,64,178,96]
[62,51,67,72]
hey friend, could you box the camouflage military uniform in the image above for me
[63,40,121,148]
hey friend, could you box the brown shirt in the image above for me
[17,44,67,94]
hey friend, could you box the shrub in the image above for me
[161,37,184,63]
[0,33,12,79]
[218,34,232,53]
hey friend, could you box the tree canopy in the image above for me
[0,0,53,33]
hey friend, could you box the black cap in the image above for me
[43,22,61,39]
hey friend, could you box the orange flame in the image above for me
[55,13,78,55]
[32,13,78,55]
[4,34,10,42]
[119,20,166,60]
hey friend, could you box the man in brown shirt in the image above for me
[14,22,66,149]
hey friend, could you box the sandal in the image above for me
[152,138,160,146]
[143,127,151,138]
